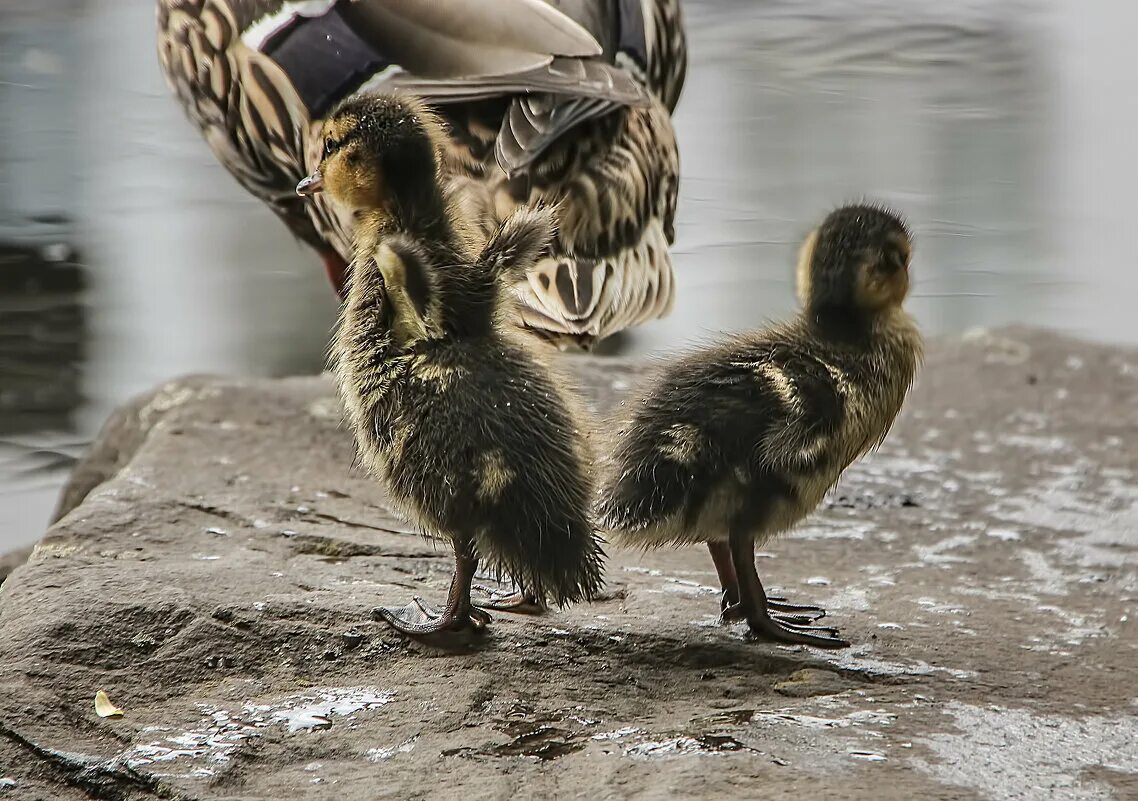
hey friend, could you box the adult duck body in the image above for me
[157,0,687,347]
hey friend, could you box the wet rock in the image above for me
[0,328,1136,800]
[773,668,858,698]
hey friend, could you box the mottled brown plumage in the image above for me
[598,204,923,648]
[305,93,604,634]
[157,0,686,348]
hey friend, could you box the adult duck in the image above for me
[157,0,687,347]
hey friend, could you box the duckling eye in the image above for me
[324,138,341,158]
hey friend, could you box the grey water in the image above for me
[1,0,1135,552]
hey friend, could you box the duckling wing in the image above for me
[745,346,846,474]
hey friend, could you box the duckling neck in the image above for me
[387,170,459,249]
[803,303,921,363]
[349,196,457,273]
[803,304,875,344]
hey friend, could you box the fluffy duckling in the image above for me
[597,205,923,648]
[299,93,604,634]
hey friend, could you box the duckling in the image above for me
[597,205,923,649]
[158,0,686,348]
[298,92,604,634]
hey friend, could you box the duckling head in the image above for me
[296,93,447,225]
[796,204,912,315]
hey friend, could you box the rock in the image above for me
[773,668,857,698]
[1,328,1136,800]
[50,376,222,523]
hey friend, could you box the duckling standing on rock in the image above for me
[598,205,923,649]
[298,93,604,634]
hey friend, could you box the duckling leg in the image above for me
[728,530,850,649]
[710,541,825,626]
[374,540,489,635]
[708,540,740,613]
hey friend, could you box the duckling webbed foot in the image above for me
[723,596,828,624]
[471,585,545,614]
[721,600,827,628]
[374,543,490,635]
[728,533,850,649]
[374,598,490,635]
[745,612,848,649]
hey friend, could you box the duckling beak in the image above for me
[296,171,323,197]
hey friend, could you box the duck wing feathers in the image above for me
[338,0,651,174]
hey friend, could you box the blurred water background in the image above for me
[1,0,1135,551]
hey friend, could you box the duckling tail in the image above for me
[596,421,717,547]
[597,460,700,545]
[473,488,605,607]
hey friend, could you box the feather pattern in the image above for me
[157,0,687,347]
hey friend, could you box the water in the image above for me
[0,0,1135,552]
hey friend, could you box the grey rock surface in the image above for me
[1,328,1136,800]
